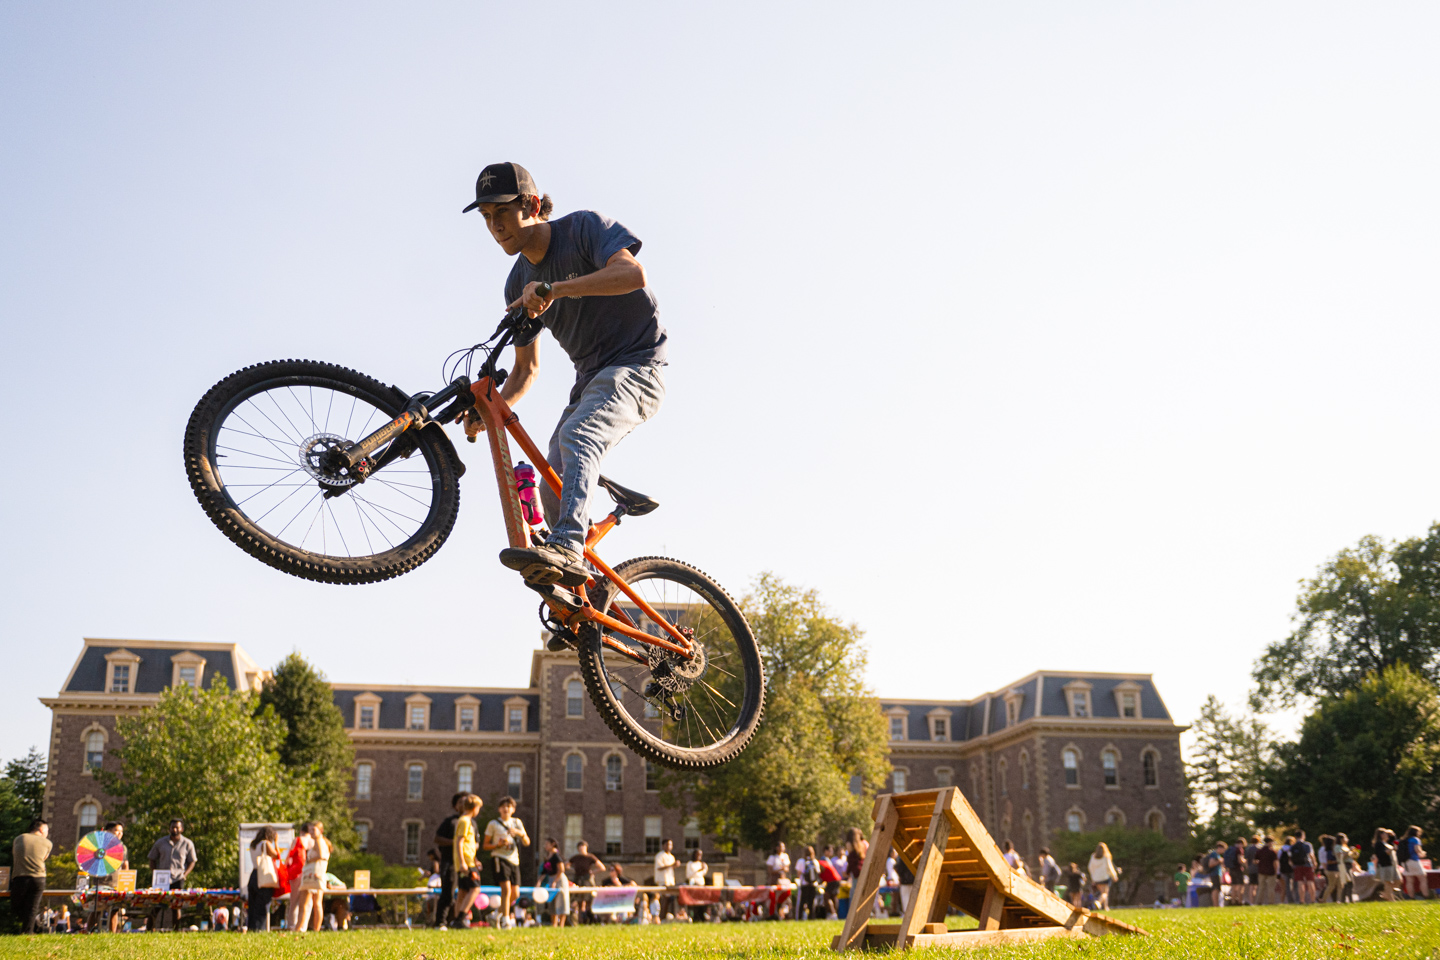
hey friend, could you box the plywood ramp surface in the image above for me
[833,788,1144,951]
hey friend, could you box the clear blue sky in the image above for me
[4,2,1438,761]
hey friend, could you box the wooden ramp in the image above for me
[833,787,1144,951]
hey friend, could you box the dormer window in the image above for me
[460,707,475,731]
[1062,680,1093,718]
[455,695,480,732]
[1003,688,1025,726]
[927,709,950,741]
[104,649,142,695]
[170,651,206,690]
[1112,680,1144,719]
[504,697,530,733]
[110,664,130,693]
[885,708,908,741]
[359,705,375,729]
[354,692,382,730]
[404,693,432,731]
[409,706,426,729]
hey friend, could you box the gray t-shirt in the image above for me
[505,210,667,403]
[148,835,197,879]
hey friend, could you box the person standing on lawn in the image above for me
[432,793,467,928]
[451,795,483,928]
[1290,831,1317,904]
[1255,836,1279,905]
[1372,828,1400,901]
[654,838,678,921]
[9,819,51,934]
[1244,835,1262,904]
[1202,841,1227,908]
[1400,826,1427,899]
[484,796,530,928]
[1172,863,1192,907]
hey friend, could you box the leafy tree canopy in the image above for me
[0,748,47,867]
[1254,528,1440,709]
[1262,663,1440,845]
[1185,695,1272,848]
[667,574,890,851]
[1049,826,1192,905]
[255,652,356,850]
[98,678,313,888]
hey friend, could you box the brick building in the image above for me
[40,638,1187,885]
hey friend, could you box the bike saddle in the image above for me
[598,475,659,517]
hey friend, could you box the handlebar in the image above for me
[462,281,553,442]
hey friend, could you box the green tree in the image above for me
[666,574,890,852]
[1049,826,1191,905]
[0,748,47,866]
[97,678,313,888]
[1254,528,1440,709]
[1185,696,1272,848]
[1263,663,1440,844]
[255,652,356,851]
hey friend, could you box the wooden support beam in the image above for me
[837,794,900,951]
[896,790,954,947]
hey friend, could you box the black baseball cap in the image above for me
[462,162,537,212]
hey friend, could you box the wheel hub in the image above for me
[299,433,365,490]
[645,634,706,695]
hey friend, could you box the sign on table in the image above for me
[115,870,137,893]
[591,886,639,914]
[151,869,172,891]
[352,870,370,890]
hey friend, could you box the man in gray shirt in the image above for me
[10,819,51,933]
[147,818,197,888]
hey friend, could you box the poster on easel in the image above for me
[114,869,137,893]
[352,869,370,890]
[151,869,172,891]
[237,822,297,891]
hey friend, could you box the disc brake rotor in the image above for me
[645,634,707,695]
[299,433,363,489]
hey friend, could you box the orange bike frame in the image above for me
[469,378,694,662]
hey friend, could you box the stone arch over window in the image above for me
[1145,808,1165,832]
[997,757,1008,797]
[1112,680,1144,719]
[455,761,474,794]
[934,766,953,789]
[1100,744,1121,788]
[405,760,427,801]
[1062,744,1083,788]
[354,760,374,801]
[1065,806,1086,833]
[564,673,585,718]
[565,751,586,791]
[506,763,524,801]
[79,723,108,774]
[74,795,101,840]
[1141,746,1160,788]
[1104,806,1126,827]
[1018,749,1030,790]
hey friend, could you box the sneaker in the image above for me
[499,543,591,587]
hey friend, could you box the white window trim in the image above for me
[603,751,626,791]
[404,693,433,732]
[934,765,954,789]
[74,795,102,838]
[564,751,586,792]
[926,708,951,742]
[503,696,530,733]
[1003,688,1025,727]
[1141,746,1161,789]
[402,819,424,864]
[1104,806,1126,827]
[104,649,141,695]
[354,692,382,731]
[1112,680,1144,720]
[1100,743,1122,790]
[1061,679,1093,718]
[405,759,427,801]
[505,762,524,797]
[169,651,206,690]
[564,673,585,719]
[1145,807,1166,832]
[891,765,910,793]
[454,694,481,732]
[1062,743,1083,789]
[884,706,909,741]
[1018,749,1030,790]
[455,761,475,794]
[79,723,109,775]
[354,760,375,801]
[1066,806,1087,832]
[354,819,372,850]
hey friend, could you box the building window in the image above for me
[565,754,583,791]
[356,822,369,851]
[459,706,476,731]
[409,705,427,730]
[1063,748,1079,786]
[404,822,421,863]
[605,815,623,856]
[1069,692,1089,717]
[567,680,584,717]
[1105,808,1125,826]
[645,760,659,792]
[683,818,701,852]
[1147,810,1164,832]
[110,664,131,693]
[605,755,622,791]
[892,769,907,793]
[935,767,953,789]
[1019,750,1030,790]
[1102,749,1118,787]
[1121,693,1138,718]
[508,706,524,732]
[1142,750,1159,787]
[456,763,473,794]
[564,815,584,857]
[355,762,373,801]
[359,705,375,730]
[85,731,105,771]
[889,715,906,740]
[1006,700,1019,725]
[178,665,198,688]
[407,763,424,801]
[507,764,523,801]
[645,816,663,855]
[78,802,99,835]
[997,759,1007,797]
[931,716,949,741]
[1067,810,1083,833]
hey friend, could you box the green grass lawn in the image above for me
[2,903,1437,959]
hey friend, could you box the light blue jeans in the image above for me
[540,363,665,555]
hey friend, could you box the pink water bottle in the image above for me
[514,462,544,527]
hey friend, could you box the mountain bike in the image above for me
[183,285,764,768]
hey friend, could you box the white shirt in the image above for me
[685,860,707,885]
[654,849,677,886]
[766,852,791,878]
[1088,854,1118,884]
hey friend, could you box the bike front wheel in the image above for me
[579,557,765,769]
[183,359,462,584]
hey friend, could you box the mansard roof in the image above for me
[879,672,1174,743]
[56,638,264,695]
[332,684,538,732]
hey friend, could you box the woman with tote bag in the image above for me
[246,826,281,932]
[1087,842,1121,909]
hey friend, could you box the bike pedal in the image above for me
[522,563,564,586]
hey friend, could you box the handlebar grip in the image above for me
[536,281,552,298]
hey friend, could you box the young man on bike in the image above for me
[460,161,666,590]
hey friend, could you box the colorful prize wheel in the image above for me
[77,830,126,877]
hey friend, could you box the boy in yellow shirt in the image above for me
[452,795,483,928]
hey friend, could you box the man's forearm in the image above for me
[550,259,644,299]
[500,363,539,407]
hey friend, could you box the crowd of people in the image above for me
[1172,827,1431,907]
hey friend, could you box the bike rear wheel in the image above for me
[184,359,462,584]
[579,557,765,769]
